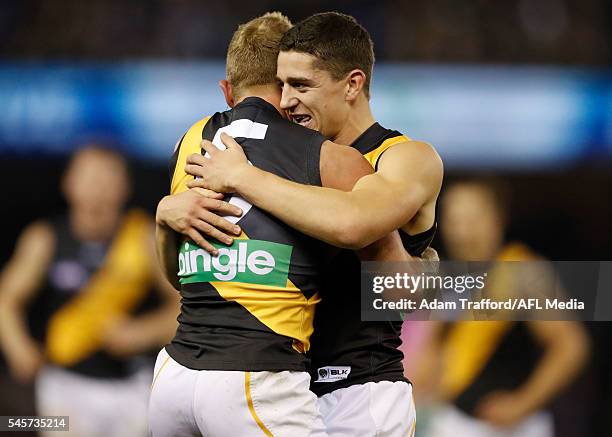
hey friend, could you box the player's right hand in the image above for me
[420,247,439,262]
[156,188,242,254]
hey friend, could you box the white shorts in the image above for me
[36,365,150,437]
[317,381,416,437]
[148,347,327,437]
[425,404,554,437]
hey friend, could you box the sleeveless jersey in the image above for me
[310,122,437,396]
[165,97,332,372]
[30,210,154,378]
[439,243,543,416]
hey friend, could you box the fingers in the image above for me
[190,187,224,199]
[199,209,242,236]
[185,164,206,178]
[193,219,235,246]
[186,229,218,256]
[200,140,219,156]
[199,197,242,217]
[186,152,208,166]
[186,178,206,189]
[185,153,209,178]
[220,132,240,150]
[186,178,221,192]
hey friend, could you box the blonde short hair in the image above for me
[226,12,292,96]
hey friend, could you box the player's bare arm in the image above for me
[155,186,243,282]
[161,132,410,262]
[0,221,54,382]
[475,320,590,427]
[186,132,443,249]
[317,139,412,262]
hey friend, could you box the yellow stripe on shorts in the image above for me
[150,356,171,390]
[245,372,274,437]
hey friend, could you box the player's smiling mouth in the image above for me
[291,114,313,128]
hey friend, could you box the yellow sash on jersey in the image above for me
[363,135,410,169]
[438,243,537,400]
[171,117,210,195]
[46,210,153,366]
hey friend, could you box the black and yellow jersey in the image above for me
[165,97,333,372]
[29,210,155,378]
[439,243,543,416]
[310,122,437,396]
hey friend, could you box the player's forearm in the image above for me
[155,223,181,289]
[0,299,40,361]
[118,306,179,353]
[514,324,590,414]
[233,166,409,249]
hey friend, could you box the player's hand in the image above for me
[184,133,250,192]
[419,247,440,275]
[156,188,242,254]
[420,247,439,262]
[102,317,152,357]
[6,341,44,383]
[474,390,531,427]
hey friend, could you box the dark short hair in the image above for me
[280,12,374,98]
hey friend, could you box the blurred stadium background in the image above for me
[0,1,610,436]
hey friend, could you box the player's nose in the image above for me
[280,84,298,110]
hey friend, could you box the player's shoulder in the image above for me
[379,123,442,171]
[320,141,372,188]
[379,139,443,187]
[322,140,366,162]
[15,219,56,256]
[394,139,441,163]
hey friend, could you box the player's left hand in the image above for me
[102,317,150,357]
[474,390,531,428]
[185,133,249,193]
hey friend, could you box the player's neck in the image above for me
[234,86,283,115]
[332,97,376,146]
[69,209,120,242]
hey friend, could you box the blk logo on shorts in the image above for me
[315,366,351,383]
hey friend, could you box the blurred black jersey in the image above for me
[30,210,155,379]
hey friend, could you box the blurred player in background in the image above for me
[0,145,180,437]
[412,178,590,437]
[185,12,442,437]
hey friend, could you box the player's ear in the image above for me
[345,69,366,102]
[219,80,235,108]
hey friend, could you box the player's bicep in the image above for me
[0,221,54,305]
[320,141,373,191]
[374,141,443,211]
